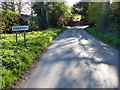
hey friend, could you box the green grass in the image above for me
[86,27,120,50]
[1,28,65,88]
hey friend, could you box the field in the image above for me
[1,28,64,88]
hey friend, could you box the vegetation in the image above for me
[1,2,71,88]
[72,2,120,34]
[0,10,21,33]
[72,2,89,25]
[32,2,71,29]
[1,1,119,89]
[86,28,120,49]
[0,10,40,33]
[72,2,120,48]
[1,28,65,88]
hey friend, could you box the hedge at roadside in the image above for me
[0,10,39,33]
[86,28,120,50]
[0,10,22,33]
[1,28,65,88]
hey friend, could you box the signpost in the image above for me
[12,25,29,46]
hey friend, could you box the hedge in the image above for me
[0,10,22,33]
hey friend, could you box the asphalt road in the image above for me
[24,26,119,88]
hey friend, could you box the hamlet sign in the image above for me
[12,25,29,46]
[12,26,29,31]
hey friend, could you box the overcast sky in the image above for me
[66,0,80,6]
[20,0,79,15]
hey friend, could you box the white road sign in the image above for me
[12,26,29,31]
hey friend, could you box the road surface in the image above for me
[24,26,119,88]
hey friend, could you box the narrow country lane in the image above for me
[23,27,118,88]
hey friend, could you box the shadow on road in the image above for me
[24,27,119,88]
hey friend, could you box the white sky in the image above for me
[66,0,80,6]
[20,0,80,15]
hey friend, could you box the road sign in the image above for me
[12,25,29,46]
[12,26,29,31]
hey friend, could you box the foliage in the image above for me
[86,28,120,50]
[32,2,71,29]
[71,2,89,25]
[87,3,102,25]
[1,28,65,88]
[21,14,39,31]
[0,10,41,33]
[49,2,71,27]
[0,10,21,33]
[109,2,120,35]
[72,2,119,33]
[32,2,47,30]
[87,3,110,31]
[72,2,119,47]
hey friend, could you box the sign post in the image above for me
[12,25,29,46]
[24,30,26,46]
[16,31,18,43]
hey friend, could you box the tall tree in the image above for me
[32,2,70,29]
[49,2,70,27]
[32,2,48,29]
[1,1,15,11]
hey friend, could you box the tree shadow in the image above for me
[24,27,119,88]
[38,28,118,88]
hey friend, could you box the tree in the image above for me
[72,2,89,25]
[32,2,71,29]
[110,2,120,35]
[32,2,48,29]
[49,2,70,27]
[1,1,15,11]
[87,2,111,31]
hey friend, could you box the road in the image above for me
[24,26,119,88]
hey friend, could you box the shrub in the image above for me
[0,10,22,33]
[21,14,39,31]
[86,28,120,50]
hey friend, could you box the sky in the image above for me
[66,0,80,6]
[20,0,79,15]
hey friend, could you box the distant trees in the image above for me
[1,1,32,15]
[1,1,71,31]
[72,2,120,34]
[71,2,89,25]
[32,2,48,30]
[32,2,71,29]
[49,2,70,27]
[110,2,120,34]
[1,1,15,11]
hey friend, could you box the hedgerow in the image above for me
[86,28,120,50]
[1,28,64,88]
[0,10,21,33]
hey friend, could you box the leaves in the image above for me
[86,28,120,49]
[0,10,21,33]
[1,28,64,88]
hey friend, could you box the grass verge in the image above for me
[1,28,65,88]
[86,27,120,50]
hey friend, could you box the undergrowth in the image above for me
[86,28,120,50]
[1,28,65,88]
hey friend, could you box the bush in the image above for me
[21,14,39,31]
[0,10,22,33]
[86,28,120,50]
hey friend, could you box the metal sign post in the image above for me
[16,31,18,43]
[24,30,26,46]
[12,25,29,46]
